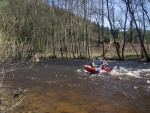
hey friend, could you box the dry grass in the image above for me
[90,43,150,60]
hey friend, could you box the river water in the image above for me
[6,58,150,113]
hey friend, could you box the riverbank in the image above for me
[0,84,26,112]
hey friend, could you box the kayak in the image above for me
[84,65,113,73]
[101,65,113,71]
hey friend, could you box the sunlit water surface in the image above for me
[5,58,150,113]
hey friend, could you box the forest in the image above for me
[0,0,150,61]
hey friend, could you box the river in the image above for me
[5,58,150,113]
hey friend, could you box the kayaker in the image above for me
[90,59,98,68]
[101,57,108,69]
[33,55,39,62]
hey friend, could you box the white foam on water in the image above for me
[144,73,150,76]
[141,69,150,72]
[76,69,82,72]
[147,80,150,84]
[99,70,107,74]
[139,69,150,78]
[126,70,142,78]
[118,77,126,80]
[27,77,38,80]
[110,67,128,76]
[89,74,97,78]
[110,66,144,78]
[134,86,138,90]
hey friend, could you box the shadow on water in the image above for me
[5,58,150,113]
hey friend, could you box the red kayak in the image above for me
[84,65,113,73]
[101,65,113,71]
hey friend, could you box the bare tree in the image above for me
[106,0,122,60]
[123,0,150,61]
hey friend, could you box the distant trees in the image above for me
[0,0,150,60]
